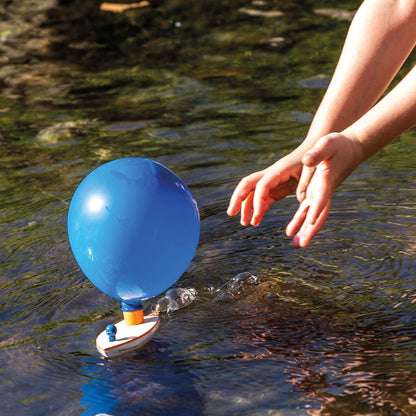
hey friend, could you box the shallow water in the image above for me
[1,0,416,415]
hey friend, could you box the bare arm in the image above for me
[297,0,416,198]
[228,0,416,234]
[287,63,416,247]
[305,0,416,140]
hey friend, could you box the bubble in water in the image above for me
[215,272,259,302]
[149,274,259,312]
[155,288,198,313]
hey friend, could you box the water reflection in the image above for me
[79,353,204,416]
[1,0,416,414]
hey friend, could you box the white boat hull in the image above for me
[96,314,160,358]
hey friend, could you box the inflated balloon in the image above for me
[67,157,200,308]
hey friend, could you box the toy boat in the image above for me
[67,158,200,359]
[96,313,160,358]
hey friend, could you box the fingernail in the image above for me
[292,235,300,247]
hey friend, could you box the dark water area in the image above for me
[1,0,416,415]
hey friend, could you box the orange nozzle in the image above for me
[123,308,144,326]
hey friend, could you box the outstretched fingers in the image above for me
[286,198,310,238]
[228,173,260,215]
[240,190,255,226]
[296,165,315,203]
[228,168,296,227]
[286,198,330,247]
[251,170,297,226]
[227,171,264,225]
[250,171,282,226]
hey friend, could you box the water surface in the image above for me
[1,0,416,415]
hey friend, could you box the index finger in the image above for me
[227,171,264,216]
[251,173,298,225]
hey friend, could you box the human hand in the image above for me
[286,132,364,247]
[227,153,301,226]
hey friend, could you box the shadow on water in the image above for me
[1,0,416,415]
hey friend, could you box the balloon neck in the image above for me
[121,302,144,326]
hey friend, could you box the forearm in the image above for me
[300,0,416,152]
[345,64,416,160]
[289,63,416,247]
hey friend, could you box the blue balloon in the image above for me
[67,157,200,307]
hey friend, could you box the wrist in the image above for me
[340,127,368,167]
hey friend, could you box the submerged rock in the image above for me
[238,8,283,18]
[314,8,355,22]
[264,37,286,48]
[36,120,97,143]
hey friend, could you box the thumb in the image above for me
[302,134,338,167]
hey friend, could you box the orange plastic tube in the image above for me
[123,309,144,326]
